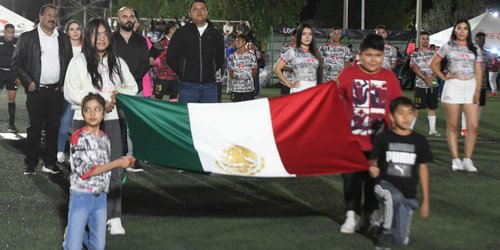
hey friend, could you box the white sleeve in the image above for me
[116,58,139,95]
[64,56,91,107]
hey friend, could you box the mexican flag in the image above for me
[116,82,369,177]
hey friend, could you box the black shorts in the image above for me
[414,86,438,110]
[154,79,179,100]
[230,91,255,102]
[0,70,18,91]
[480,88,486,106]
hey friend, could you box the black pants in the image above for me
[230,92,255,102]
[342,152,378,214]
[25,88,63,167]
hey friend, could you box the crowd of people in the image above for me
[0,0,498,249]
[271,17,497,250]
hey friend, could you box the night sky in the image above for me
[1,0,500,26]
[300,0,500,22]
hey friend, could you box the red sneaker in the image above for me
[461,129,467,137]
[490,92,497,97]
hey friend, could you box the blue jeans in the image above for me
[58,101,75,152]
[374,180,418,245]
[178,81,217,104]
[64,190,107,250]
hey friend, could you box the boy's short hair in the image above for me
[475,31,486,38]
[420,31,430,36]
[359,34,385,52]
[390,96,414,114]
[81,93,106,115]
[376,24,386,30]
[236,33,248,42]
[4,24,15,30]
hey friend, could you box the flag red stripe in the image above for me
[269,81,369,176]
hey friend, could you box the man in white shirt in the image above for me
[12,4,73,175]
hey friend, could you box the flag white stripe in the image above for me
[188,99,294,177]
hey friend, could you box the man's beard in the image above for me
[120,22,134,32]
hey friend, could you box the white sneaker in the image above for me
[107,218,125,235]
[369,209,383,227]
[340,210,360,234]
[428,130,441,136]
[451,158,463,171]
[462,158,478,172]
[57,152,65,163]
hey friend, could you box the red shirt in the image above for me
[337,64,402,152]
[155,37,179,81]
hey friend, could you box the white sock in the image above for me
[428,116,436,131]
[461,112,466,130]
[410,117,416,129]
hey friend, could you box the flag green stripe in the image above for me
[116,94,203,172]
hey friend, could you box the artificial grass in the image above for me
[1,88,499,249]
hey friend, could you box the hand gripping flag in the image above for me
[116,82,369,177]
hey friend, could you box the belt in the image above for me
[39,84,59,89]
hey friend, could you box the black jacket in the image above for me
[112,30,149,92]
[166,20,225,83]
[12,27,73,92]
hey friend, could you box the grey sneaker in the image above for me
[42,164,61,174]
[462,158,478,172]
[24,166,36,175]
[375,233,393,250]
[428,129,441,136]
[8,124,18,133]
[451,158,463,171]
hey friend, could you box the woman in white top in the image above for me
[64,18,137,234]
[57,20,83,163]
[430,19,483,172]
[273,23,323,93]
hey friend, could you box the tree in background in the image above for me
[116,0,307,46]
[423,0,486,33]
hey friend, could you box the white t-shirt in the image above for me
[38,25,60,84]
[197,23,208,36]
[436,40,483,79]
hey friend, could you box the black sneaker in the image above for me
[42,164,61,174]
[24,166,36,175]
[8,124,18,133]
[126,162,144,173]
[375,233,393,250]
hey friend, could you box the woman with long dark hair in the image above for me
[430,19,483,172]
[273,23,323,93]
[57,20,83,163]
[63,18,137,244]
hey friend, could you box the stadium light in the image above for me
[492,48,498,54]
[493,12,499,18]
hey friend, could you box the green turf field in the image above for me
[1,87,499,249]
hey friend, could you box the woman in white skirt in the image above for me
[273,23,323,93]
[430,19,483,172]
